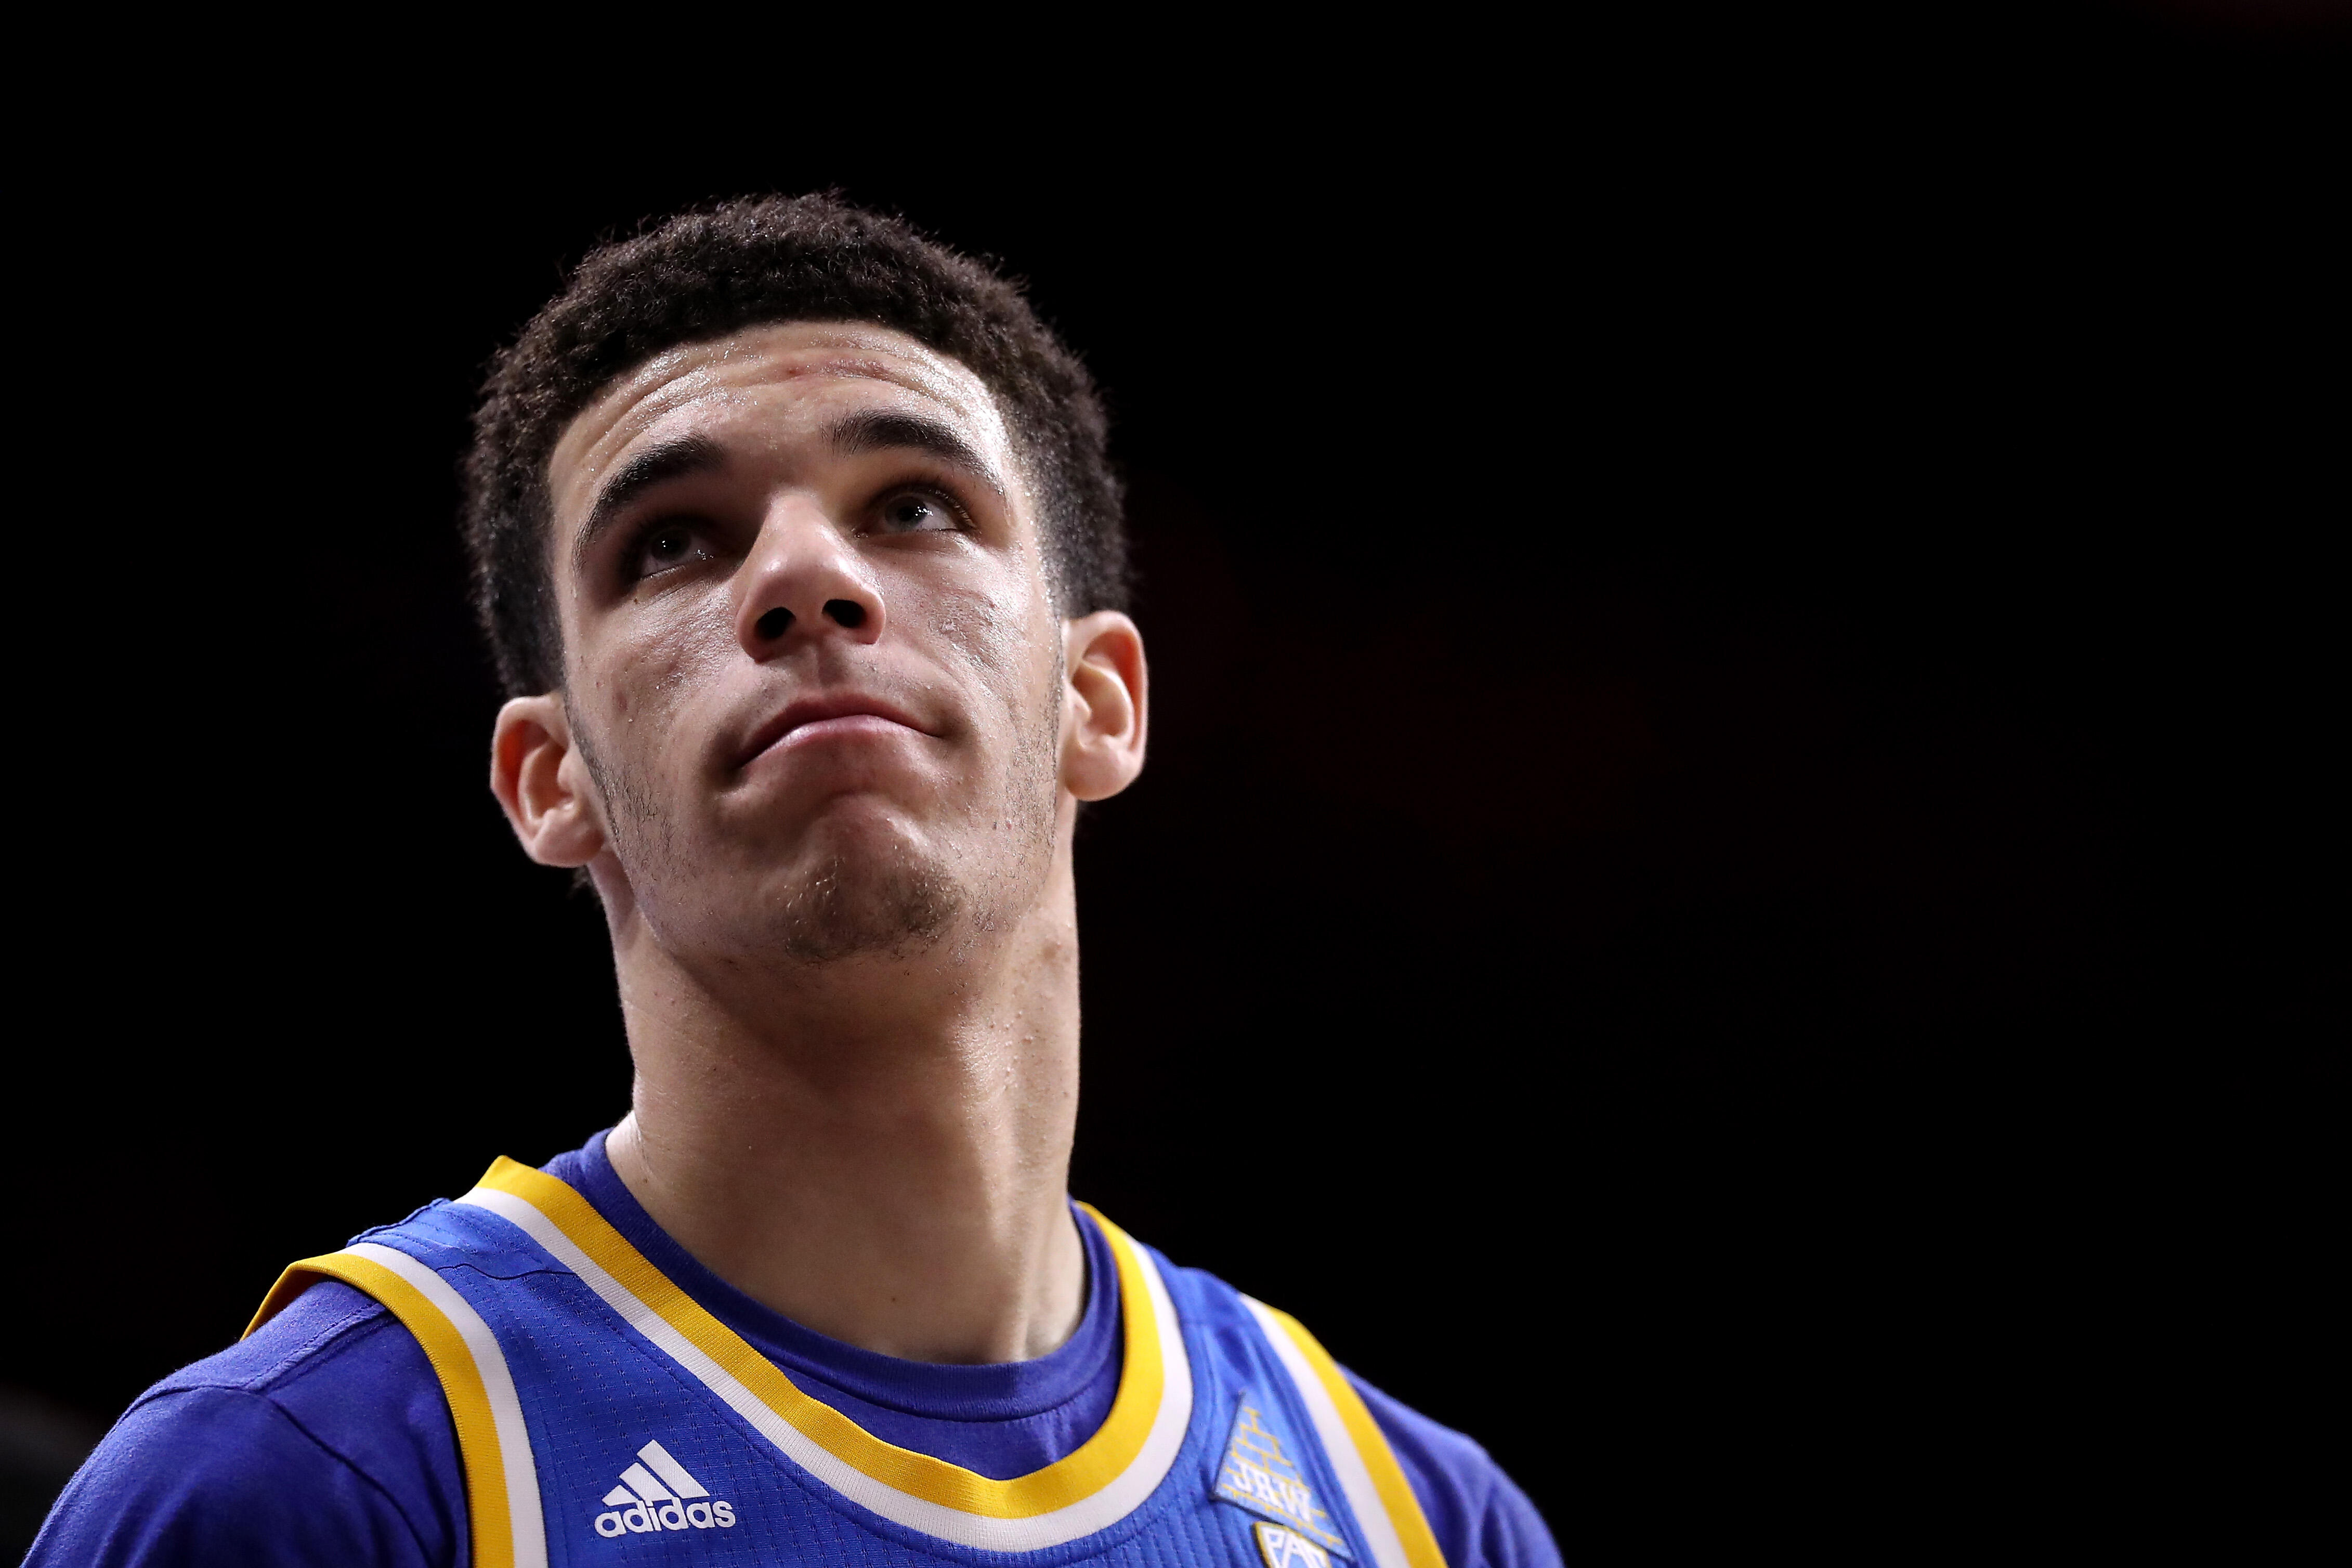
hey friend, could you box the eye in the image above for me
[631,521,713,580]
[874,489,962,534]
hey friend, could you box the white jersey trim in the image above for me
[345,1241,550,1568]
[1242,1295,1412,1568]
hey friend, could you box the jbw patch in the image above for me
[1212,1393,1350,1556]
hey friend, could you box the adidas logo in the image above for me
[591,1439,738,1538]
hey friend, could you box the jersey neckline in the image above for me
[547,1128,1122,1427]
[453,1157,1199,1550]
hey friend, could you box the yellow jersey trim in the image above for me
[248,1249,526,1568]
[1256,1303,1447,1568]
[469,1156,1166,1520]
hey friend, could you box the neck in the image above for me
[600,851,1086,1366]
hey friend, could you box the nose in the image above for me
[732,498,887,658]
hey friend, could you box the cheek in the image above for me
[584,592,737,738]
[932,583,1060,721]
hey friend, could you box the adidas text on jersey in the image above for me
[592,1439,736,1538]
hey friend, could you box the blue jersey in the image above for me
[34,1142,1557,1568]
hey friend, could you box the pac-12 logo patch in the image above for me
[593,1438,737,1537]
[1256,1520,1336,1568]
[1213,1393,1350,1556]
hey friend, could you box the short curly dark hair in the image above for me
[462,194,1128,697]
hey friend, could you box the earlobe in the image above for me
[1060,612,1148,803]
[490,696,608,868]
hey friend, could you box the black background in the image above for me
[7,3,2340,1561]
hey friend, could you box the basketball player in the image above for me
[32,197,1559,1568]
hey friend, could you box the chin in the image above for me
[755,814,964,964]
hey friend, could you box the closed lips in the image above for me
[737,697,928,767]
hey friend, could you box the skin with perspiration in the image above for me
[489,322,1148,1365]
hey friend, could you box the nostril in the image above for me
[756,607,793,640]
[824,599,867,629]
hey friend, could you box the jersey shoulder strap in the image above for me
[247,1197,547,1568]
[1229,1292,1448,1568]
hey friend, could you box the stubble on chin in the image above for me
[771,845,961,963]
[760,694,1062,964]
[773,690,1063,961]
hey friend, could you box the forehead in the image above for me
[548,321,1017,525]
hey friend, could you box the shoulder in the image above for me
[29,1280,466,1568]
[1346,1371,1561,1568]
[1154,1257,1558,1568]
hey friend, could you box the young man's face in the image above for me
[526,321,1102,968]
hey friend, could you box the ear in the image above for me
[489,694,609,867]
[1060,611,1148,803]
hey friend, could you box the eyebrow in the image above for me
[828,409,1005,500]
[571,411,1004,567]
[574,434,729,567]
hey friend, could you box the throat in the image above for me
[602,1043,1086,1365]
